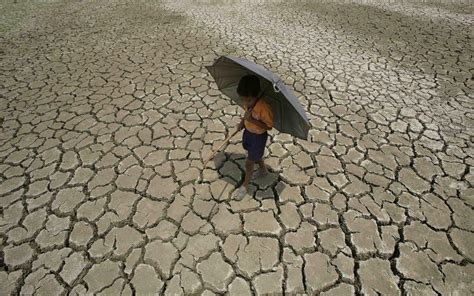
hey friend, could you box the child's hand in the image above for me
[243,110,253,120]
[237,120,244,131]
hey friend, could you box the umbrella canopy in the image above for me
[205,55,310,140]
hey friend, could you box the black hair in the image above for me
[237,75,260,97]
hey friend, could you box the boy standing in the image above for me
[232,75,273,200]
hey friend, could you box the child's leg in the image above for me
[242,159,255,189]
[257,159,268,173]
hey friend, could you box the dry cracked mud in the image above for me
[0,0,473,295]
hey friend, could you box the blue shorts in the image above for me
[242,129,268,162]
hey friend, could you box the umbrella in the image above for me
[205,55,310,140]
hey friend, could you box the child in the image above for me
[232,75,273,200]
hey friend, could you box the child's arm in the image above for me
[237,109,252,131]
[237,118,244,130]
[244,114,271,130]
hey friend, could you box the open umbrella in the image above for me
[205,55,310,140]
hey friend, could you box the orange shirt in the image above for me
[244,99,273,134]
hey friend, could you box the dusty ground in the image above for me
[0,0,473,295]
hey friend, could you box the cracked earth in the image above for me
[0,0,473,295]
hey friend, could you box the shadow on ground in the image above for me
[213,151,286,201]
